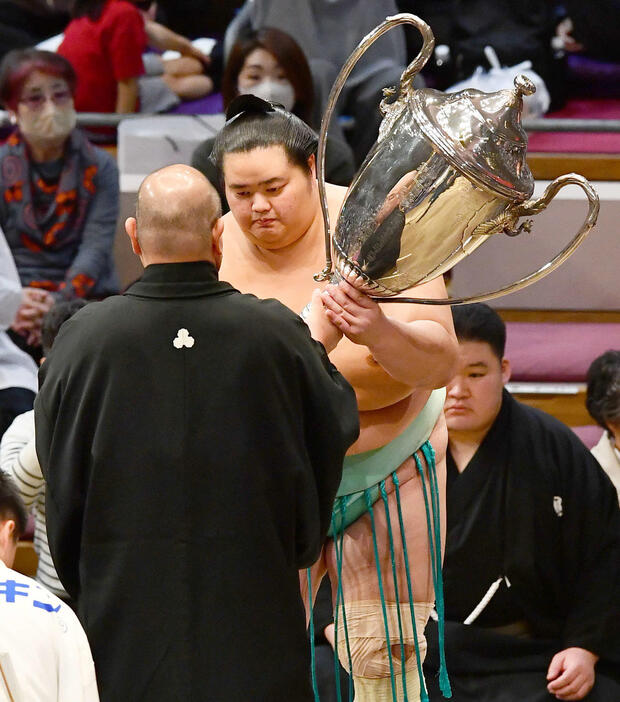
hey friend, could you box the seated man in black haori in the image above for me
[424,303,620,702]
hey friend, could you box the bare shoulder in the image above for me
[325,182,348,217]
[221,210,240,236]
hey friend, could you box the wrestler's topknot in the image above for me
[211,94,318,175]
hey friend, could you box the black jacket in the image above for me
[425,391,620,701]
[36,261,359,702]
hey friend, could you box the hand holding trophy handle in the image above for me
[387,173,600,305]
[314,13,435,282]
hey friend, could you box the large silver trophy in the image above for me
[314,14,599,304]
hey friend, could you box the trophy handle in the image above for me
[314,13,435,282]
[376,173,600,305]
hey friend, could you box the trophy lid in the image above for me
[412,74,535,201]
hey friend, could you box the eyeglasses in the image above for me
[19,89,72,111]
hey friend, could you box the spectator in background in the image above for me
[424,303,620,702]
[191,27,355,212]
[231,0,411,165]
[0,471,99,701]
[559,1,620,63]
[0,228,38,438]
[1,298,87,601]
[587,350,620,502]
[59,0,213,115]
[0,49,119,357]
[0,1,71,61]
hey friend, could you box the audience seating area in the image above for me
[499,310,620,442]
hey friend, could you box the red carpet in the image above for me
[528,99,620,153]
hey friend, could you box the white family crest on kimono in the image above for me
[173,328,195,349]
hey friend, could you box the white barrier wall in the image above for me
[450,181,620,310]
[115,115,225,288]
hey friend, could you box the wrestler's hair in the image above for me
[586,350,620,432]
[41,299,88,356]
[211,94,318,176]
[451,303,506,361]
[0,472,27,541]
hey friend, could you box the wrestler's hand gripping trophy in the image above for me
[308,12,599,702]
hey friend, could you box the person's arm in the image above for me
[10,288,54,345]
[0,411,43,509]
[0,225,52,343]
[35,315,92,600]
[549,432,620,697]
[144,20,210,65]
[0,227,23,329]
[116,77,139,113]
[322,277,458,391]
[56,602,99,701]
[272,308,358,567]
[61,151,119,298]
[106,2,146,113]
[304,288,343,354]
[546,647,598,700]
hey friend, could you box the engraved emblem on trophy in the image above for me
[313,14,600,306]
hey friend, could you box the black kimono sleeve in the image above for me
[34,312,99,601]
[283,314,359,568]
[558,434,620,660]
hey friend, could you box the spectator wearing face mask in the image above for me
[0,49,119,357]
[191,27,355,211]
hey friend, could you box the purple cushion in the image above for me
[527,98,620,154]
[567,55,620,99]
[571,424,604,449]
[167,92,224,115]
[505,322,620,382]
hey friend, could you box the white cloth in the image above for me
[0,410,65,598]
[0,561,98,701]
[0,229,38,393]
[591,432,620,504]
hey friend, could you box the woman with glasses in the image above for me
[0,49,119,356]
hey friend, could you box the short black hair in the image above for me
[41,299,88,356]
[0,473,27,540]
[211,94,318,176]
[586,350,620,432]
[451,303,506,360]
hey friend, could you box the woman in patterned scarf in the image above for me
[0,49,119,355]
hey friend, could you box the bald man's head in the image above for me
[131,165,222,264]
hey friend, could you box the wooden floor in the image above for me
[14,541,38,577]
[528,152,620,181]
[510,390,590,427]
[497,309,620,323]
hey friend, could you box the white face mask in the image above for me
[18,103,76,149]
[241,79,296,112]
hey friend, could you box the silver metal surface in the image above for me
[315,12,435,282]
[315,13,600,304]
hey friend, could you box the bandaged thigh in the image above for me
[336,600,433,677]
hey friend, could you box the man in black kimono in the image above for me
[424,303,620,702]
[35,165,360,702]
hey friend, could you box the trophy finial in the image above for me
[514,74,536,97]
